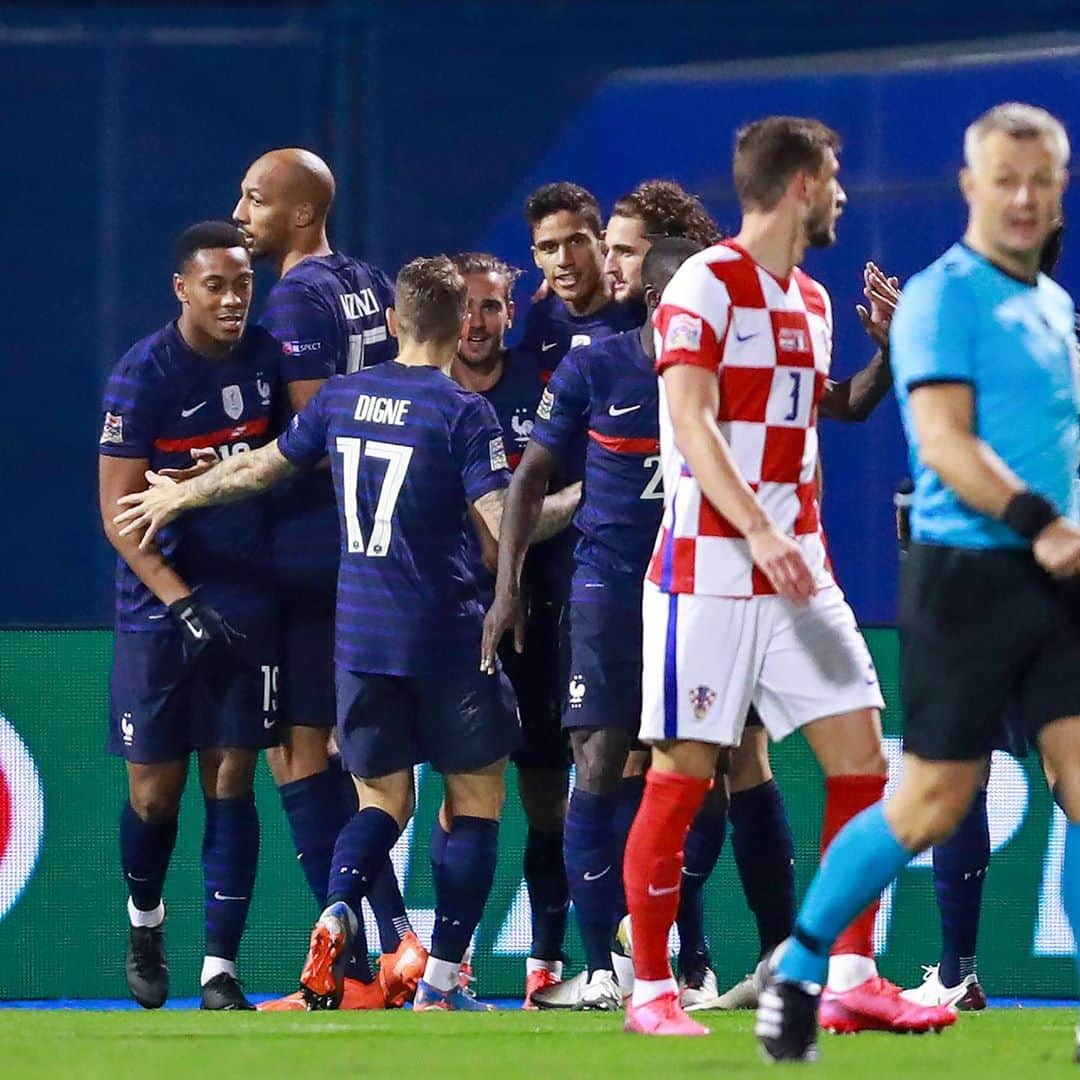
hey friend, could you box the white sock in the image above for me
[201,956,236,986]
[631,975,677,1007]
[127,898,164,928]
[611,950,635,996]
[424,957,460,993]
[526,957,563,978]
[827,952,877,992]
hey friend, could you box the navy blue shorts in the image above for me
[277,581,336,731]
[563,588,643,735]
[109,622,279,764]
[503,598,570,772]
[335,662,520,779]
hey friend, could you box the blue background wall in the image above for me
[4,2,1080,626]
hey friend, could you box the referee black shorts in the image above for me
[899,542,1080,761]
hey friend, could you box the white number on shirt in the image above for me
[641,454,664,500]
[335,437,414,557]
[346,334,365,374]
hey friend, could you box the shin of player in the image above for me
[763,104,1080,1063]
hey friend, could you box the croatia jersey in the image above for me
[277,362,511,675]
[518,292,644,380]
[649,241,832,597]
[99,321,281,630]
[530,330,663,599]
[261,253,397,588]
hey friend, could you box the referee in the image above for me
[759,102,1080,1063]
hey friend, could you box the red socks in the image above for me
[623,769,711,982]
[822,774,886,957]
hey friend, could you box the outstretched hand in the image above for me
[856,261,901,348]
[114,472,185,550]
[158,447,217,482]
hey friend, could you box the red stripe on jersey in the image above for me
[668,537,697,592]
[508,452,522,470]
[154,416,269,453]
[655,303,721,374]
[719,366,771,423]
[760,427,807,484]
[751,565,775,596]
[710,246,766,308]
[769,310,815,369]
[794,481,820,535]
[588,429,660,455]
[793,268,827,320]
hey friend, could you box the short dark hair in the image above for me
[733,117,841,212]
[174,220,248,273]
[524,182,603,238]
[641,236,704,297]
[611,180,721,246]
[394,255,467,345]
[451,252,523,300]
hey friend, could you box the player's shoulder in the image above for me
[662,241,741,301]
[1037,271,1074,315]
[570,327,642,368]
[240,322,284,359]
[110,323,181,383]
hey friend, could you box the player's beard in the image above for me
[806,212,836,249]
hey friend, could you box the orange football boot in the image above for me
[378,931,428,1007]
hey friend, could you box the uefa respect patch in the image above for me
[489,435,509,471]
[664,313,703,352]
[100,412,124,445]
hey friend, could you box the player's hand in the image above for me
[856,261,901,348]
[746,525,817,606]
[481,591,525,673]
[158,447,217,482]
[114,471,185,550]
[1033,518,1080,577]
[530,278,551,303]
[168,596,244,665]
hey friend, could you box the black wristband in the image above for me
[1002,491,1058,541]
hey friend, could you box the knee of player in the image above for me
[571,730,628,797]
[131,791,182,824]
[888,771,976,849]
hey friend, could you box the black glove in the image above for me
[168,596,243,665]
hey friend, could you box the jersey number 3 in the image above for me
[335,437,413,557]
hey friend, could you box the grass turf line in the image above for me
[0,1008,1076,1078]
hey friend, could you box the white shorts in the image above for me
[639,582,885,747]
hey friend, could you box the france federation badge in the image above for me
[222,384,244,420]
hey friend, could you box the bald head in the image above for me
[233,148,336,264]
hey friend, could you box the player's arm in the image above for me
[663,364,814,603]
[534,480,581,541]
[114,441,299,550]
[99,455,192,606]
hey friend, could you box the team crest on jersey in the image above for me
[664,313,702,352]
[570,333,592,349]
[688,685,716,720]
[100,412,124,445]
[568,674,587,707]
[489,435,509,472]
[221,385,244,420]
[256,374,271,405]
[510,409,534,444]
[536,387,554,421]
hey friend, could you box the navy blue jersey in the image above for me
[99,321,281,630]
[261,253,397,588]
[529,330,662,598]
[518,293,645,380]
[277,362,511,676]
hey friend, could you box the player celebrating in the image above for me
[623,117,953,1038]
[451,251,581,1006]
[99,221,282,1011]
[758,103,1080,1064]
[232,148,422,1009]
[115,256,572,1013]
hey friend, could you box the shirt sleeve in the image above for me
[277,380,331,468]
[262,278,337,382]
[453,394,512,504]
[889,268,976,390]
[528,349,589,462]
[98,353,163,459]
[367,265,399,366]
[654,260,730,375]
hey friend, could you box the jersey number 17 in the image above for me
[335,437,414,557]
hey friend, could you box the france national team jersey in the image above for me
[529,330,663,599]
[277,362,511,675]
[518,292,644,379]
[99,321,281,630]
[261,253,397,587]
[891,242,1080,549]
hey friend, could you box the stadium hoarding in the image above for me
[0,629,1073,1001]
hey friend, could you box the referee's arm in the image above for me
[909,382,1080,575]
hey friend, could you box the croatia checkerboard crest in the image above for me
[688,685,716,720]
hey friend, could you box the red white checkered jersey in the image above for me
[647,240,834,597]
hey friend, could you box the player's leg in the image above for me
[109,628,190,1009]
[197,745,260,1009]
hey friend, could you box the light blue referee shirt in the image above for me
[890,242,1080,549]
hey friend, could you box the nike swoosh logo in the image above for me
[541,341,559,352]
[182,617,206,640]
[681,868,707,878]
[263,717,276,729]
[583,866,611,882]
[583,582,604,589]
[213,891,249,902]
[608,404,641,417]
[181,401,208,418]
[126,874,153,882]
[647,882,680,896]
[734,330,759,342]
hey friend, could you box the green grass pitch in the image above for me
[2,1008,1078,1079]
